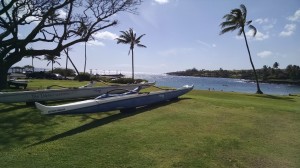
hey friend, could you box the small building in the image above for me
[10,66,25,73]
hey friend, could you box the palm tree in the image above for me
[273,62,279,69]
[77,18,88,74]
[116,28,146,82]
[220,4,263,94]
[44,54,61,73]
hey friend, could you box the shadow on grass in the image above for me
[247,94,296,102]
[28,98,189,147]
[0,107,57,150]
[0,103,29,113]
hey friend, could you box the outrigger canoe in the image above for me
[35,85,193,115]
[0,82,155,103]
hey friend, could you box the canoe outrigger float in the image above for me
[0,82,155,104]
[35,85,193,115]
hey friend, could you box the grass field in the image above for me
[1,79,300,167]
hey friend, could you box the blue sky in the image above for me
[15,0,300,74]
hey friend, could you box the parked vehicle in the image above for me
[26,72,63,80]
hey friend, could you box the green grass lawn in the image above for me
[0,79,300,167]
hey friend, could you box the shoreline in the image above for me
[166,74,300,86]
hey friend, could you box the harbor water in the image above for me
[134,74,300,95]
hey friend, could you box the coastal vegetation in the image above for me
[167,63,300,85]
[220,4,263,94]
[0,79,299,167]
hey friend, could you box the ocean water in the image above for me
[134,74,300,95]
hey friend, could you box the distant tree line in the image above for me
[167,63,300,85]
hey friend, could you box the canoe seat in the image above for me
[95,86,142,99]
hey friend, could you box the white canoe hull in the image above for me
[0,83,154,103]
[36,85,194,115]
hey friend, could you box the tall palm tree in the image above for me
[220,4,263,94]
[77,18,88,74]
[116,28,146,82]
[44,54,61,73]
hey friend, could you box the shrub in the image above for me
[53,68,76,77]
[74,73,91,81]
[110,78,148,84]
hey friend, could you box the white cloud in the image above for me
[94,31,118,40]
[279,24,296,37]
[253,31,269,41]
[257,51,272,58]
[89,31,118,46]
[57,9,67,19]
[255,18,269,24]
[25,16,40,24]
[86,40,105,46]
[288,9,300,22]
[236,30,269,41]
[255,18,277,31]
[154,0,169,4]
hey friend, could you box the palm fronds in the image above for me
[219,26,238,35]
[220,4,256,37]
[44,54,61,72]
[248,25,257,36]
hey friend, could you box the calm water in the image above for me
[134,74,300,95]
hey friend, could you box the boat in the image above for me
[35,85,193,115]
[0,82,155,103]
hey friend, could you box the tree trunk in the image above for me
[32,57,34,72]
[65,53,68,79]
[0,60,9,90]
[52,61,54,73]
[131,48,134,83]
[64,49,79,76]
[84,42,87,74]
[242,30,263,94]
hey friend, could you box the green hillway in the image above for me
[0,79,300,167]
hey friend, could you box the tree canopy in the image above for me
[0,0,142,89]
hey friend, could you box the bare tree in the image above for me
[0,0,142,89]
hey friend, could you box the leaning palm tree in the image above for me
[220,4,263,94]
[116,28,146,82]
[44,54,61,73]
